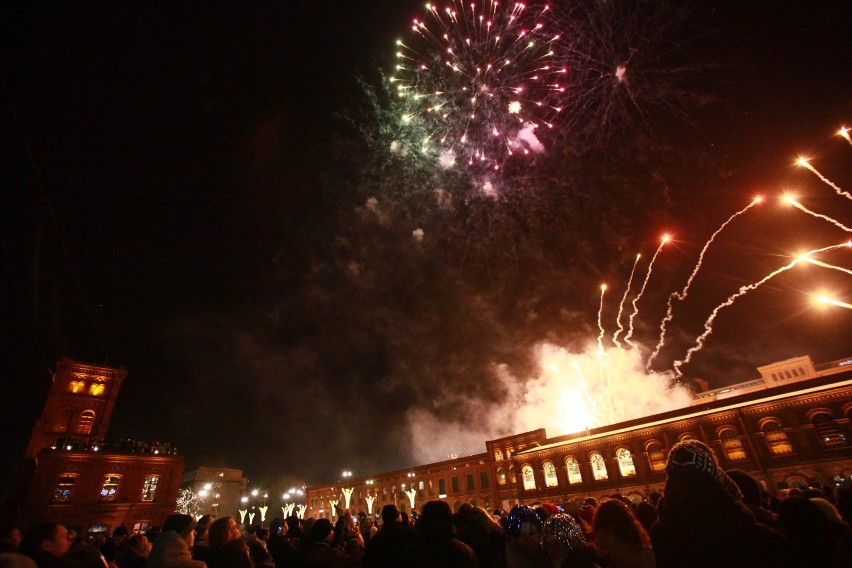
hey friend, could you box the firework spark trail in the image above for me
[647,198,761,370]
[819,296,852,310]
[624,235,669,349]
[800,257,852,277]
[840,127,852,146]
[612,253,641,349]
[597,284,608,354]
[797,158,852,201]
[672,241,852,377]
[785,196,852,232]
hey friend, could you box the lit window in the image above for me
[591,452,608,481]
[616,448,636,477]
[494,449,503,461]
[565,457,582,484]
[132,521,150,533]
[812,412,847,447]
[52,474,78,503]
[762,420,793,455]
[142,475,160,502]
[521,465,536,490]
[719,428,747,460]
[69,381,85,393]
[646,441,666,472]
[543,462,558,487]
[497,468,507,485]
[100,475,121,502]
[509,466,517,484]
[75,411,95,435]
[88,383,105,396]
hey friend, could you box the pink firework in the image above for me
[392,1,572,168]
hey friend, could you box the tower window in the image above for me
[100,475,121,502]
[69,381,85,393]
[75,411,96,435]
[142,475,160,502]
[88,383,105,396]
[52,474,78,503]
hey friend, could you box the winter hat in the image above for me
[665,439,742,501]
[162,514,197,537]
[540,514,586,550]
[310,518,333,542]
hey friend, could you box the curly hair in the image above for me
[593,500,650,549]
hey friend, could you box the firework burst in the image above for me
[391,1,572,169]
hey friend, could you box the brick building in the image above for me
[304,355,852,518]
[3,358,183,537]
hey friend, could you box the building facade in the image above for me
[181,467,247,521]
[3,358,183,536]
[304,356,852,518]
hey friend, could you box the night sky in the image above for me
[2,1,850,492]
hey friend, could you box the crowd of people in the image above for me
[3,440,852,567]
[50,438,177,455]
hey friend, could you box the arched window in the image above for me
[509,466,517,484]
[75,411,95,435]
[142,475,160,501]
[616,448,636,477]
[646,441,666,472]
[812,412,847,447]
[521,465,536,490]
[565,457,583,484]
[762,419,793,455]
[543,462,558,487]
[719,427,747,460]
[88,383,105,396]
[497,468,507,485]
[494,449,503,461]
[69,381,85,393]
[590,452,608,481]
[679,433,696,443]
[506,448,513,459]
[52,474,78,503]
[100,474,121,502]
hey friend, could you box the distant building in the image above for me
[305,355,852,518]
[2,358,183,537]
[181,467,247,520]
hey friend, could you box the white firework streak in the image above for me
[597,285,608,354]
[785,197,852,232]
[801,257,852,277]
[647,198,761,370]
[624,238,668,349]
[798,158,852,201]
[672,242,852,377]
[612,253,641,349]
[839,127,852,146]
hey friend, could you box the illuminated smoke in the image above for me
[648,198,761,370]
[624,235,669,349]
[412,228,425,242]
[406,343,693,463]
[797,157,852,200]
[612,253,641,349]
[784,196,852,232]
[671,242,852,377]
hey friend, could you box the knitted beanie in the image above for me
[665,439,743,501]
